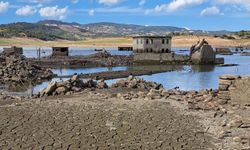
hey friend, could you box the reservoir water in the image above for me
[1,47,250,95]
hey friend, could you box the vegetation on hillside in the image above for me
[234,30,250,39]
[0,22,81,41]
[0,20,246,41]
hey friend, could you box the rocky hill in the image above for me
[0,20,233,41]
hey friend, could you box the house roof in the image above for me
[133,35,172,39]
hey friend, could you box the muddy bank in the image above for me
[58,65,183,80]
[29,51,133,68]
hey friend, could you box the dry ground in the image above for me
[0,90,214,150]
[0,88,250,149]
[1,36,250,48]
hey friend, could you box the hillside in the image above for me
[0,22,88,41]
[0,20,235,41]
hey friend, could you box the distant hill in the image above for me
[0,22,88,41]
[0,20,234,41]
[80,22,187,36]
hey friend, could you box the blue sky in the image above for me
[0,0,250,31]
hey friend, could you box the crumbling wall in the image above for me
[218,75,250,106]
[52,47,69,57]
[134,53,189,64]
[3,46,23,56]
[190,39,220,65]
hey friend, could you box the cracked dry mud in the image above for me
[0,93,214,150]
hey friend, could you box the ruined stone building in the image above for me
[190,39,224,65]
[132,36,189,64]
[3,46,23,56]
[133,36,172,53]
[52,47,69,57]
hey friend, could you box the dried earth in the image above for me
[0,76,249,150]
[0,90,214,150]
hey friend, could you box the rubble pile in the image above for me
[92,50,112,58]
[0,54,54,84]
[111,75,163,90]
[38,75,108,97]
[114,88,219,110]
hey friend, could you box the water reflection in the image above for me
[1,48,250,95]
[191,65,215,72]
[0,47,133,58]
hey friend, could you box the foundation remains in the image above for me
[52,47,69,57]
[218,75,250,106]
[3,46,23,56]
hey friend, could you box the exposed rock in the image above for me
[147,89,163,99]
[44,81,57,95]
[0,54,54,84]
[92,50,111,58]
[55,86,68,95]
[38,75,108,97]
[97,79,108,89]
[111,76,162,90]
[190,39,218,64]
[220,75,241,80]
[117,92,139,100]
[215,48,233,55]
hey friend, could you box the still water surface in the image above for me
[1,47,250,95]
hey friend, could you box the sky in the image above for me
[0,0,250,31]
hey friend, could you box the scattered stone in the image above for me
[219,130,232,139]
[0,54,54,84]
[38,75,108,97]
[111,76,163,90]
[97,79,108,89]
[239,123,250,129]
[220,75,241,80]
[233,136,241,143]
[228,119,243,128]
[147,89,163,99]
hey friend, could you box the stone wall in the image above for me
[133,37,172,53]
[218,75,250,106]
[133,53,189,64]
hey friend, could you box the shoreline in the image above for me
[1,36,250,49]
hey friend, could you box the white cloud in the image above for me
[71,0,79,4]
[98,0,122,5]
[216,0,250,11]
[16,5,37,16]
[139,0,145,6]
[76,6,144,14]
[21,0,53,3]
[200,6,223,16]
[167,0,204,11]
[39,6,68,20]
[145,0,204,14]
[0,1,9,13]
[88,9,95,16]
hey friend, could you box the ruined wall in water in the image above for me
[133,53,189,64]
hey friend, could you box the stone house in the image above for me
[52,47,69,57]
[132,36,189,64]
[133,36,172,53]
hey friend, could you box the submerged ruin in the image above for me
[3,46,23,56]
[51,47,69,57]
[133,36,189,64]
[0,51,54,85]
[190,39,224,65]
